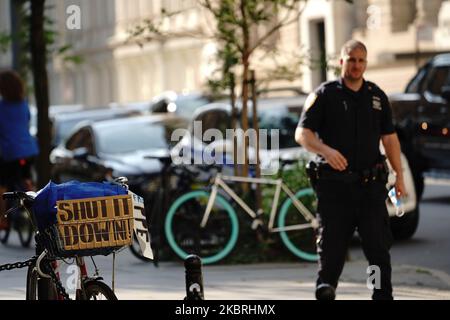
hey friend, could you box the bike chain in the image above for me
[0,256,37,272]
[41,260,72,300]
[0,256,72,300]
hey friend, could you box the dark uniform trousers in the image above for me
[315,178,394,300]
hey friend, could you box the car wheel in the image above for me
[390,206,419,240]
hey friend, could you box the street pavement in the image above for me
[1,179,450,300]
[1,240,450,300]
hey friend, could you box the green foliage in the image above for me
[0,31,11,53]
[261,159,312,219]
[2,1,82,94]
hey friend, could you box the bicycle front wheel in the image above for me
[26,263,58,300]
[278,188,319,262]
[26,264,38,300]
[165,191,239,265]
[83,280,117,300]
[16,212,33,247]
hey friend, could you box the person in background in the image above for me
[0,70,39,229]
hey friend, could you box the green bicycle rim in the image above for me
[165,190,239,265]
[278,188,319,262]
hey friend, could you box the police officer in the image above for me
[295,40,406,300]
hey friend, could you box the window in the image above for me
[405,66,428,93]
[95,120,187,154]
[249,104,302,149]
[66,128,95,154]
[425,66,450,95]
[195,110,231,142]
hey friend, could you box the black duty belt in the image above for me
[317,163,388,184]
[319,170,362,183]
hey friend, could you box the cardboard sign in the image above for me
[129,190,153,260]
[56,195,134,251]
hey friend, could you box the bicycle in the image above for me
[127,152,209,265]
[1,177,141,300]
[164,160,320,265]
[0,159,35,247]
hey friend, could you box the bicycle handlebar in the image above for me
[2,191,36,202]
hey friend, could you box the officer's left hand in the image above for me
[395,177,408,198]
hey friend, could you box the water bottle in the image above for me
[388,187,405,217]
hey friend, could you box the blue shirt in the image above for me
[0,99,39,161]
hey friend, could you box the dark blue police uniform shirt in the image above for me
[298,78,395,172]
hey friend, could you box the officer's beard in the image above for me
[343,72,364,84]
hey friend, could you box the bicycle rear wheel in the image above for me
[83,280,117,300]
[165,191,239,265]
[26,264,38,300]
[278,188,319,262]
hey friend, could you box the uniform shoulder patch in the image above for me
[304,92,318,111]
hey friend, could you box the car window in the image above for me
[425,66,450,95]
[66,128,95,154]
[405,66,428,93]
[175,96,210,119]
[194,110,231,141]
[249,105,302,149]
[96,120,186,154]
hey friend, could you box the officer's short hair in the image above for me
[340,40,367,58]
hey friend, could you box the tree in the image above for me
[30,0,52,188]
[1,0,82,188]
[129,0,309,181]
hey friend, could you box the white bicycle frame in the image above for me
[201,173,319,232]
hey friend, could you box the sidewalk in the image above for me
[112,259,450,300]
[1,243,450,300]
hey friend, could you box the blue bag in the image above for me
[32,180,127,232]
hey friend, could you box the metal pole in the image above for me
[184,255,204,300]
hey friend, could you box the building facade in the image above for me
[1,0,449,106]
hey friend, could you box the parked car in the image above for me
[29,104,85,136]
[50,114,189,195]
[172,94,324,175]
[149,91,218,120]
[172,92,418,240]
[109,101,152,114]
[50,107,142,148]
[388,53,450,239]
[389,53,450,195]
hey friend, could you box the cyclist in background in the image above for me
[0,70,39,229]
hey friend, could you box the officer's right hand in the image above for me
[322,147,348,171]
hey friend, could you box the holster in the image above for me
[305,161,320,190]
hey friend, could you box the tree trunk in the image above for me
[30,0,51,188]
[229,73,240,178]
[10,0,26,78]
[250,70,263,214]
[240,0,250,192]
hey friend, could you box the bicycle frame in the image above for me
[202,173,319,232]
[15,193,104,300]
